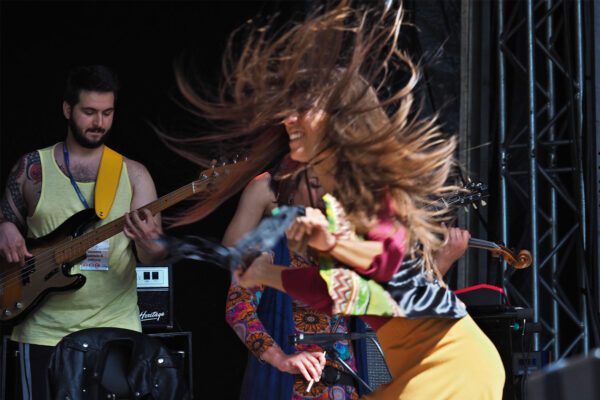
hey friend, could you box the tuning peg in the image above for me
[481,200,487,207]
[472,204,478,210]
[464,207,469,213]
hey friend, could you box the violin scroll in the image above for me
[514,249,532,269]
[489,243,532,269]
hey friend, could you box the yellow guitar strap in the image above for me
[94,146,123,219]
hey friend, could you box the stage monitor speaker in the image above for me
[136,264,174,331]
[364,328,392,391]
[526,349,600,400]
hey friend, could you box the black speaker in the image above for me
[364,328,392,391]
[136,265,174,331]
[526,349,600,400]
[470,305,543,400]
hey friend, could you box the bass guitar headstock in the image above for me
[191,156,248,194]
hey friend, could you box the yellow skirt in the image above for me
[363,315,505,400]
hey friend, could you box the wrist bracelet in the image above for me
[321,234,340,254]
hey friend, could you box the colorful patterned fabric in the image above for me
[318,194,467,320]
[225,237,360,399]
[319,194,401,316]
[320,267,403,317]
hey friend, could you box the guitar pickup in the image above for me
[21,264,35,286]
[44,267,59,281]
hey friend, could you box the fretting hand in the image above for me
[123,209,167,263]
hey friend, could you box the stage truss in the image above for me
[461,0,598,362]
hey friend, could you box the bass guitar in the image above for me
[0,161,243,325]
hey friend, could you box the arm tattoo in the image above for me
[0,152,39,232]
[0,197,24,231]
[25,152,42,184]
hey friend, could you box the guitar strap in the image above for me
[94,146,123,219]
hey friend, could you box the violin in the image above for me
[468,238,532,269]
[440,180,532,269]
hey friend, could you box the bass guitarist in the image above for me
[0,65,167,400]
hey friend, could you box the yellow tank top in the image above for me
[11,143,141,346]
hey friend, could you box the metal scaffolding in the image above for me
[494,0,592,360]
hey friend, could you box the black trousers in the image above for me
[16,342,54,400]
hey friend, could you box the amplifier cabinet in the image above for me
[136,265,174,331]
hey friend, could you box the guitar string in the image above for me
[2,187,485,288]
[1,197,199,300]
[1,176,482,307]
[2,182,482,288]
[3,183,482,286]
[0,181,197,285]
[0,205,180,290]
[0,181,201,290]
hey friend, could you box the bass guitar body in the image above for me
[0,160,246,326]
[0,208,98,326]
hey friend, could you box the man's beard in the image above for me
[68,118,109,149]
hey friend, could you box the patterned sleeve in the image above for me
[322,192,407,283]
[225,280,278,359]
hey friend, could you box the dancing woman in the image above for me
[166,1,505,398]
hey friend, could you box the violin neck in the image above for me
[468,237,500,251]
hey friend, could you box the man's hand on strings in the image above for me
[0,221,32,266]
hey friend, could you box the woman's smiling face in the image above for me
[283,108,328,163]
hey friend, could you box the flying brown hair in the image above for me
[164,0,459,280]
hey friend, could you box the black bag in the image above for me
[48,327,191,400]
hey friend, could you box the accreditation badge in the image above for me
[80,238,110,271]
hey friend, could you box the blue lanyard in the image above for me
[63,142,91,209]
